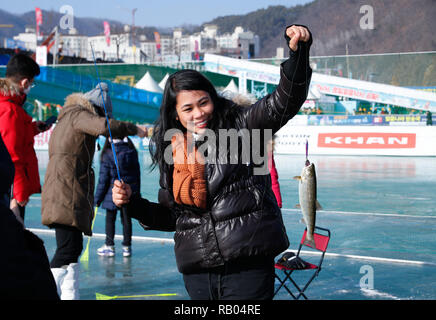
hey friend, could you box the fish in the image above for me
[293,160,322,248]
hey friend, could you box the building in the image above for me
[139,40,157,63]
[10,23,260,64]
[216,26,259,59]
[87,32,138,63]
[59,28,88,58]
[13,27,41,52]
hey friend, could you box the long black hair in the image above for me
[149,69,232,174]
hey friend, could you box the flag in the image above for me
[154,31,161,55]
[35,7,43,37]
[103,21,111,46]
[194,40,199,60]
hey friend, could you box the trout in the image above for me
[293,161,321,248]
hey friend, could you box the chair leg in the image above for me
[274,274,286,296]
[275,272,298,299]
[295,273,318,300]
[288,276,308,300]
[276,270,319,300]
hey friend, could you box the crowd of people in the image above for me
[0,23,312,300]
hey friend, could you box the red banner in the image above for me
[154,31,161,54]
[194,40,199,60]
[103,21,110,46]
[35,7,42,37]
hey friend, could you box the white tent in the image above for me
[135,72,163,93]
[223,79,239,94]
[306,85,322,100]
[158,73,169,90]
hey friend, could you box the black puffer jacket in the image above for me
[128,46,312,274]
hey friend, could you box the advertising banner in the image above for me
[34,126,151,151]
[36,46,47,66]
[154,32,161,55]
[35,7,43,37]
[4,39,26,50]
[274,125,436,156]
[306,114,428,126]
[203,53,436,113]
[34,125,54,150]
[311,73,436,113]
[103,21,111,46]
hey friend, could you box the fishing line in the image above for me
[85,44,129,263]
[248,27,309,247]
[90,43,122,182]
[279,26,309,129]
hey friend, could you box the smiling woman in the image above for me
[112,24,313,300]
[175,90,214,135]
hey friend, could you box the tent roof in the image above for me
[135,72,163,93]
[159,73,169,90]
[223,79,239,94]
[306,85,322,100]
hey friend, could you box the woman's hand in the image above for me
[112,180,132,207]
[285,25,311,52]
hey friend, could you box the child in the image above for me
[94,137,141,257]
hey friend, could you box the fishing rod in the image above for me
[90,43,123,182]
[89,44,130,245]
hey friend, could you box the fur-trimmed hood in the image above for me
[0,78,22,99]
[58,93,98,120]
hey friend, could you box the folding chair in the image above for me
[274,226,331,300]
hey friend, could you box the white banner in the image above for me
[274,125,436,156]
[204,53,436,113]
[36,46,47,66]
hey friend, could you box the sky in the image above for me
[6,0,314,28]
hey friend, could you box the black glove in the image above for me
[282,24,312,83]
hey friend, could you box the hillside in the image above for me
[206,0,436,57]
[1,0,435,57]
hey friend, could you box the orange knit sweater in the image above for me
[171,133,207,209]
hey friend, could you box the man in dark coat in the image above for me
[0,134,59,300]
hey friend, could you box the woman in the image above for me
[113,25,312,300]
[41,83,146,299]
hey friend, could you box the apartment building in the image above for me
[11,24,259,64]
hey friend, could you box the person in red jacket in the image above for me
[268,135,282,208]
[228,94,283,209]
[0,54,51,222]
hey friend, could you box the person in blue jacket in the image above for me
[94,136,141,257]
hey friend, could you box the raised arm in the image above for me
[243,24,313,133]
[70,109,141,138]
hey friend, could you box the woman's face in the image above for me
[175,90,214,135]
